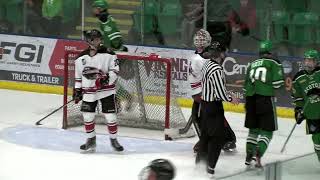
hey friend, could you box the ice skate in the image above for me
[207,166,215,179]
[222,141,237,153]
[80,137,96,153]
[195,152,207,164]
[255,152,263,169]
[110,138,124,152]
[245,153,256,169]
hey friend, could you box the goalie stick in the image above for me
[35,99,74,125]
[179,101,201,137]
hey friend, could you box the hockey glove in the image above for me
[294,107,305,125]
[192,93,202,103]
[306,88,320,96]
[95,74,109,89]
[73,88,83,104]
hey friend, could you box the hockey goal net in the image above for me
[62,51,195,140]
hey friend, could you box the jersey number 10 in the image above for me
[249,67,267,83]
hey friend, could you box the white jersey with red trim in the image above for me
[188,53,209,96]
[75,52,119,102]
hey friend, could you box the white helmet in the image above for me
[193,29,212,51]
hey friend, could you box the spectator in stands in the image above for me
[231,0,257,51]
[1,0,23,34]
[25,0,47,35]
[128,0,165,46]
[61,0,81,37]
[0,19,13,33]
[238,0,256,31]
[206,0,249,50]
[42,0,63,37]
[180,0,204,48]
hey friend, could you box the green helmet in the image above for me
[259,40,273,53]
[304,49,319,61]
[92,0,108,9]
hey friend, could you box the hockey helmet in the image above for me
[304,49,319,61]
[304,49,320,71]
[139,159,175,180]
[259,40,273,54]
[83,29,102,42]
[201,41,227,59]
[92,0,109,9]
[193,29,212,51]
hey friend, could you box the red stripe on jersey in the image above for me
[83,84,116,93]
[191,82,201,89]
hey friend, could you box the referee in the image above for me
[196,41,239,176]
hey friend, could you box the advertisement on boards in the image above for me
[0,34,302,108]
[0,34,87,85]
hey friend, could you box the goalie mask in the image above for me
[83,29,102,50]
[139,159,175,180]
[304,49,319,72]
[193,29,212,53]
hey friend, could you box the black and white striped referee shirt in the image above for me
[201,59,232,102]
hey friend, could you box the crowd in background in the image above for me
[0,0,320,56]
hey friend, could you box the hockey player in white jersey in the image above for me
[189,29,237,155]
[73,29,124,152]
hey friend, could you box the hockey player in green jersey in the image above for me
[244,40,285,168]
[92,0,133,111]
[92,0,127,51]
[292,49,320,162]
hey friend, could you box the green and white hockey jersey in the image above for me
[292,67,320,120]
[244,58,285,97]
[99,16,123,49]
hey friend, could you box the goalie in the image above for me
[189,29,237,153]
[74,29,124,153]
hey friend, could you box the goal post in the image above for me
[62,50,195,140]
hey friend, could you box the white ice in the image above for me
[0,89,317,180]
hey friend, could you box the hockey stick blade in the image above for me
[179,115,193,134]
[35,99,74,126]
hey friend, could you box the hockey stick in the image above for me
[179,115,193,134]
[280,123,297,153]
[35,99,74,126]
[179,101,201,137]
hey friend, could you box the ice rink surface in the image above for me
[0,89,316,180]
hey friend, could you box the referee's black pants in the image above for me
[199,100,226,170]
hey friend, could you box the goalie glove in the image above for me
[306,88,320,96]
[95,73,109,89]
[294,107,305,125]
[73,88,83,104]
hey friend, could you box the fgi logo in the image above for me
[0,41,44,63]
